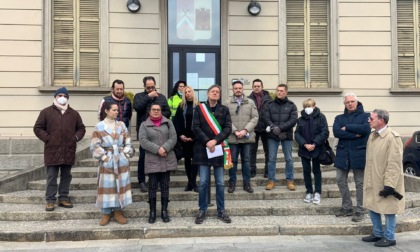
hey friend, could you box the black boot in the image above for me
[148,197,156,224]
[161,197,170,223]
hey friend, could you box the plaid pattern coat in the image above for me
[90,120,134,209]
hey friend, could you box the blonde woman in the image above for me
[294,99,329,204]
[173,86,200,191]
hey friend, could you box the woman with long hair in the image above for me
[91,101,134,226]
[173,86,200,192]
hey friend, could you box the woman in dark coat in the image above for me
[173,86,200,192]
[294,99,329,205]
[139,103,178,224]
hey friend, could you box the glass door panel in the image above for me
[186,52,216,102]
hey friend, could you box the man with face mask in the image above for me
[34,87,86,211]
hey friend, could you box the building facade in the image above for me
[0,0,419,137]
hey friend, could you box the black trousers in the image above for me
[250,131,269,172]
[45,165,72,203]
[137,146,146,183]
[184,156,198,186]
[148,171,170,199]
[301,157,322,194]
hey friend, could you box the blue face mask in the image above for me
[304,107,314,115]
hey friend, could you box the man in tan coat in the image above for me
[225,80,258,193]
[362,109,405,247]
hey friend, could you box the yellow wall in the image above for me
[0,0,418,137]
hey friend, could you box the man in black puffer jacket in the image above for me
[263,84,298,191]
[248,79,272,178]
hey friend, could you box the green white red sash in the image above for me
[199,103,233,169]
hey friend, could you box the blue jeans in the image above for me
[228,143,251,185]
[198,165,225,212]
[102,207,121,214]
[267,138,294,181]
[369,210,396,240]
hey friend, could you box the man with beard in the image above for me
[98,79,132,128]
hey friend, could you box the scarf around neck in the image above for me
[150,116,163,127]
[53,99,68,114]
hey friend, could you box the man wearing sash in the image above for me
[193,84,233,224]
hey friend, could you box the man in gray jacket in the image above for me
[225,80,259,193]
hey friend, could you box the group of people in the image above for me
[33,78,406,247]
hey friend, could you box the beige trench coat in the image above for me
[363,127,405,214]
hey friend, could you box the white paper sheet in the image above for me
[206,144,223,159]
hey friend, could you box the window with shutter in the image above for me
[286,0,329,88]
[52,0,100,87]
[397,0,419,88]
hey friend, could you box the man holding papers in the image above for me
[193,84,233,225]
[225,80,258,194]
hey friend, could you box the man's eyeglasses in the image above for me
[146,86,156,91]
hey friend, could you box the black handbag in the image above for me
[174,141,183,161]
[318,139,335,165]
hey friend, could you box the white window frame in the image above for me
[279,0,339,92]
[391,0,420,93]
[42,0,109,90]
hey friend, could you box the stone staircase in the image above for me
[1,141,420,242]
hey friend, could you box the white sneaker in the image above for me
[304,193,312,203]
[313,193,321,205]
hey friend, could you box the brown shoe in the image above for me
[266,180,275,190]
[58,200,73,208]
[99,214,111,226]
[45,203,55,211]
[286,180,296,191]
[114,210,128,225]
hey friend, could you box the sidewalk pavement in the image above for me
[1,230,419,252]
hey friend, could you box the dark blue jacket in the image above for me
[333,102,370,170]
[294,107,329,159]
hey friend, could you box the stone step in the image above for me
[77,153,302,167]
[0,208,419,242]
[0,183,365,204]
[1,194,420,221]
[26,171,347,191]
[70,164,335,178]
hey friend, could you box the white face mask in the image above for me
[304,107,314,115]
[57,96,68,105]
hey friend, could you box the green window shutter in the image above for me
[79,0,100,86]
[53,0,100,87]
[397,0,416,87]
[286,0,329,88]
[53,0,75,86]
[286,0,305,88]
[309,0,329,88]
